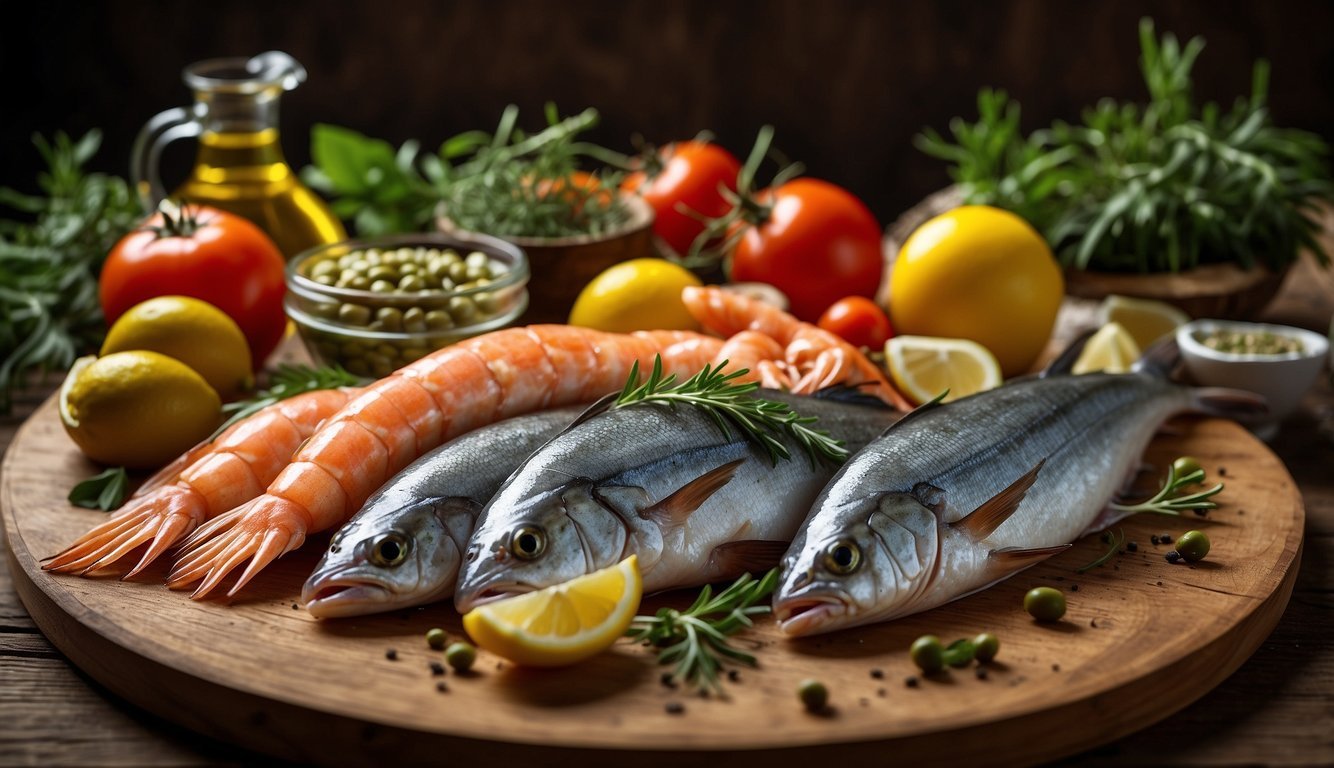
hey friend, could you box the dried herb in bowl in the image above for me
[917,19,1334,274]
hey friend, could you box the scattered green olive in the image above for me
[426,627,447,651]
[1175,530,1211,562]
[797,679,828,712]
[445,642,476,672]
[1024,586,1067,623]
[943,638,976,668]
[973,633,1000,663]
[910,635,945,673]
[1172,456,1204,483]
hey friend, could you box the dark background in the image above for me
[4,0,1333,227]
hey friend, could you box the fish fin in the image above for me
[1190,387,1268,421]
[1080,504,1140,537]
[639,458,744,527]
[809,384,896,410]
[950,458,1046,540]
[911,482,947,515]
[560,391,620,434]
[880,390,948,436]
[986,544,1071,576]
[707,539,789,575]
[1042,328,1100,378]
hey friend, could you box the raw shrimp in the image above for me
[167,326,725,598]
[686,286,913,409]
[43,388,358,577]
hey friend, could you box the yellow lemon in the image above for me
[1096,295,1190,351]
[462,555,642,667]
[889,206,1064,377]
[102,296,253,400]
[885,335,1003,405]
[1072,322,1142,375]
[568,259,702,333]
[60,352,222,469]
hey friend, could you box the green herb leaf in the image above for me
[68,467,129,511]
[1107,463,1223,516]
[612,356,848,467]
[212,363,361,440]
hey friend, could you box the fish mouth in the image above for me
[455,583,534,611]
[302,572,396,619]
[774,595,849,637]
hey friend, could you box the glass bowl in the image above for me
[285,233,529,378]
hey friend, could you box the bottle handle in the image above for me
[130,106,202,210]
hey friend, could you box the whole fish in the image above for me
[774,369,1258,636]
[454,390,900,611]
[301,406,587,619]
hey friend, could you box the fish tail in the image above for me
[1131,337,1181,379]
[1190,387,1269,420]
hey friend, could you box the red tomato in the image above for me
[100,205,287,369]
[817,296,895,349]
[623,141,741,257]
[728,178,883,322]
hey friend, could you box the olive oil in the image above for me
[175,128,345,257]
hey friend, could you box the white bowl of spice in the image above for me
[1177,319,1329,430]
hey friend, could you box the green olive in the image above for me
[445,642,476,672]
[448,262,468,282]
[910,635,944,673]
[399,275,426,292]
[426,628,447,651]
[1176,530,1211,562]
[797,679,828,712]
[338,304,372,326]
[375,307,404,332]
[367,265,397,282]
[424,310,454,331]
[449,297,479,325]
[370,280,396,293]
[943,638,976,668]
[1024,586,1067,622]
[1173,456,1204,483]
[403,307,428,333]
[973,633,1000,663]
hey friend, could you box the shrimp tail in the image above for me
[41,485,207,577]
[166,497,309,598]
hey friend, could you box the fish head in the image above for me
[775,490,940,636]
[302,494,475,619]
[454,481,630,612]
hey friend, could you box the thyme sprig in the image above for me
[626,568,778,695]
[1077,528,1125,574]
[212,363,361,440]
[612,356,847,467]
[1108,462,1224,516]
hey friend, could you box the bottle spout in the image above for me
[246,51,307,91]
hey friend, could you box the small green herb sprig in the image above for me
[613,356,848,467]
[1077,528,1125,574]
[626,568,778,695]
[304,105,630,238]
[917,18,1334,274]
[1108,461,1223,516]
[212,363,361,440]
[68,467,130,511]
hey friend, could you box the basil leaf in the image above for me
[68,467,129,511]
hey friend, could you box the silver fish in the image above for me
[301,406,587,619]
[774,372,1255,636]
[454,391,900,611]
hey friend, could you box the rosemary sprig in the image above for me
[626,568,779,695]
[612,356,847,467]
[212,363,360,440]
[1108,463,1224,516]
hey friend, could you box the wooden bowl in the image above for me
[437,194,655,324]
[882,186,1292,319]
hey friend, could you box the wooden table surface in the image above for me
[3,259,1331,767]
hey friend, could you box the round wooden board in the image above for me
[2,396,1303,766]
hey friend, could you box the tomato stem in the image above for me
[146,199,204,239]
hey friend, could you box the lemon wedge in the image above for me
[462,555,642,667]
[1096,295,1190,351]
[885,336,1003,405]
[1073,322,1142,375]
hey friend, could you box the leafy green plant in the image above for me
[303,105,630,239]
[0,131,143,412]
[917,19,1333,273]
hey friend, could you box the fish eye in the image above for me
[369,532,411,567]
[823,540,861,575]
[510,525,546,561]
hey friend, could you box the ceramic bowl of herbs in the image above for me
[284,233,529,379]
[1177,319,1329,428]
[913,19,1334,319]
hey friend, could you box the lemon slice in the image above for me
[1073,323,1142,375]
[885,336,1003,405]
[462,555,642,667]
[1096,295,1190,351]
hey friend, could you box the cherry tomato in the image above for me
[100,205,287,369]
[728,178,883,322]
[623,141,741,257]
[817,296,895,349]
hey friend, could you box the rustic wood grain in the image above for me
[0,377,1306,764]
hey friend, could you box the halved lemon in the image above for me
[461,555,642,667]
[885,335,1003,405]
[1096,295,1190,351]
[1073,322,1142,375]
